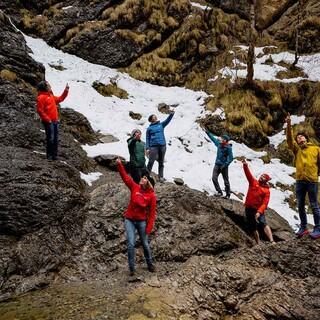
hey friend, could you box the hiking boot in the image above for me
[215,192,223,197]
[310,227,320,239]
[223,194,231,199]
[295,227,309,238]
[148,264,156,273]
[159,177,165,183]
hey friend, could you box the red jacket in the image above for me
[118,162,157,234]
[243,163,270,214]
[37,89,69,122]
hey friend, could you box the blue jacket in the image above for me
[206,131,233,166]
[146,113,174,149]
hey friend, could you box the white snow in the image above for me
[190,2,212,10]
[24,35,315,230]
[62,6,73,10]
[219,46,320,83]
[80,172,103,186]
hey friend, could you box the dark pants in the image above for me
[43,121,58,160]
[296,180,320,228]
[124,218,153,272]
[245,207,267,232]
[212,164,230,195]
[147,146,166,178]
[130,166,147,184]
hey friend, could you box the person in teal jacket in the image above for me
[146,112,174,182]
[206,130,233,198]
[127,129,147,183]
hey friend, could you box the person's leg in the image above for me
[258,215,274,242]
[136,221,154,271]
[52,121,59,160]
[212,165,222,194]
[245,207,259,244]
[296,181,308,233]
[158,146,167,180]
[221,165,231,197]
[307,182,320,227]
[124,219,136,273]
[43,121,54,160]
[147,147,158,174]
[130,167,141,184]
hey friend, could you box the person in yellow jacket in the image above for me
[286,114,320,239]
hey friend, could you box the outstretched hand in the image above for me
[241,157,247,164]
[66,83,69,90]
[116,157,121,165]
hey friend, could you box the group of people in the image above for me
[36,82,320,277]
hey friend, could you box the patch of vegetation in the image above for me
[0,69,17,81]
[92,81,129,99]
[49,64,66,71]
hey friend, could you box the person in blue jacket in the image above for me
[146,112,174,182]
[206,130,233,198]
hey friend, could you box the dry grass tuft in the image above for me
[92,81,129,99]
[0,69,17,82]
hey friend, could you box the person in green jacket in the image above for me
[127,129,147,184]
[286,114,320,239]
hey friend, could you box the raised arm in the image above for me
[117,160,136,190]
[243,162,255,185]
[206,131,220,147]
[257,189,270,214]
[54,86,69,104]
[146,195,157,235]
[161,112,174,128]
[285,115,298,154]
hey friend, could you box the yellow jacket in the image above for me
[286,125,320,182]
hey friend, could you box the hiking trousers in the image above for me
[124,218,153,272]
[296,180,320,228]
[212,164,230,195]
[147,145,166,178]
[43,121,58,160]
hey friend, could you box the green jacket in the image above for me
[127,137,146,168]
[286,124,320,182]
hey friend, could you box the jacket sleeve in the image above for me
[227,146,233,165]
[146,195,157,235]
[286,122,298,154]
[54,88,69,104]
[37,96,51,122]
[257,189,270,214]
[117,161,136,190]
[127,137,136,152]
[206,131,220,147]
[146,127,151,149]
[161,113,174,128]
[243,163,256,185]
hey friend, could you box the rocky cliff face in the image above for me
[0,10,95,299]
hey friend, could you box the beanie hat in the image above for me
[222,134,230,141]
[260,173,271,182]
[131,129,141,137]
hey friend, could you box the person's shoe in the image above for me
[310,227,320,239]
[159,177,165,183]
[148,264,156,273]
[295,227,309,238]
[215,192,223,197]
[223,193,231,199]
[129,268,135,277]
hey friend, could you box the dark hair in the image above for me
[295,131,309,141]
[141,168,155,188]
[148,114,155,122]
[37,81,48,92]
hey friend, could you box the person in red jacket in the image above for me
[36,81,69,160]
[242,159,274,244]
[116,157,157,276]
